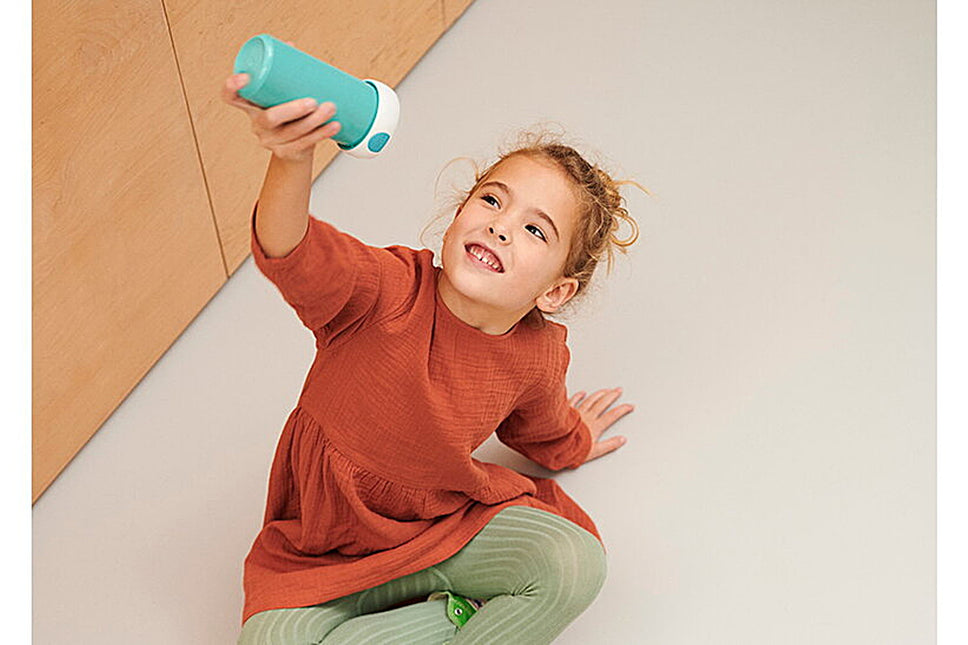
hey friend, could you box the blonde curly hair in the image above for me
[421,126,651,328]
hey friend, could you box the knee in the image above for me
[538,523,607,609]
[237,600,353,645]
[497,507,607,609]
[238,611,281,645]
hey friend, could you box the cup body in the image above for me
[233,34,378,149]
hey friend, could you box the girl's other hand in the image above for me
[569,387,634,465]
[221,72,342,162]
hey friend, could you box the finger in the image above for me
[302,119,341,143]
[569,390,586,406]
[273,119,341,157]
[276,120,341,155]
[261,97,329,130]
[602,403,635,426]
[588,388,623,415]
[221,74,248,103]
[222,74,263,113]
[576,387,612,410]
[587,436,627,462]
[604,435,628,453]
[269,102,338,145]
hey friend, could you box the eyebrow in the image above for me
[480,180,561,242]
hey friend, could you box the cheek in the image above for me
[442,226,461,255]
[451,204,466,223]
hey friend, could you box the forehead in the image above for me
[489,154,565,183]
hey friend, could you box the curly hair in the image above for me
[421,126,651,328]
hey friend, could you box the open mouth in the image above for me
[465,244,504,273]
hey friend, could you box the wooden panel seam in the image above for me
[158,0,230,280]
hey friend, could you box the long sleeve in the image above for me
[249,201,417,346]
[496,333,592,471]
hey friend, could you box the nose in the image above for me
[488,225,508,243]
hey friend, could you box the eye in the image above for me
[481,194,499,207]
[526,224,547,241]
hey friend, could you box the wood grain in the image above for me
[32,0,226,501]
[32,0,476,502]
[443,0,476,27]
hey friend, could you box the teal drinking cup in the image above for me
[233,34,400,158]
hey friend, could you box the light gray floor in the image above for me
[33,1,935,643]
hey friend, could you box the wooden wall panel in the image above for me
[32,0,227,500]
[444,0,476,27]
[165,0,446,274]
[33,0,476,502]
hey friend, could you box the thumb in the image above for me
[587,436,627,462]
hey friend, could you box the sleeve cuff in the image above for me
[564,414,593,470]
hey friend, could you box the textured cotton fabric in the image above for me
[242,203,600,624]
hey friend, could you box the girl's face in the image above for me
[437,154,581,335]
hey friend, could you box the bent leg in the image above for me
[237,594,357,645]
[322,598,456,644]
[434,505,608,645]
[238,505,606,645]
[321,566,457,644]
[238,566,454,644]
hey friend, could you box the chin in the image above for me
[444,264,485,297]
[442,256,503,303]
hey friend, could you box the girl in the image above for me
[223,67,643,644]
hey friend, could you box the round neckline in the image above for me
[433,266,521,340]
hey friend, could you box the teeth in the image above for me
[469,245,502,271]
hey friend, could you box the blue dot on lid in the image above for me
[368,132,390,153]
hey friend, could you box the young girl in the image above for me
[223,69,643,644]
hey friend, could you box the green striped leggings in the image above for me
[238,505,607,644]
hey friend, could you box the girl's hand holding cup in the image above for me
[221,72,341,163]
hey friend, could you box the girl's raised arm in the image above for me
[255,154,315,258]
[221,71,342,258]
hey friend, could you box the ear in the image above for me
[535,277,579,313]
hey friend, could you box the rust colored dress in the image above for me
[241,204,601,624]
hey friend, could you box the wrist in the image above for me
[270,151,314,165]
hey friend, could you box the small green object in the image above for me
[428,591,481,629]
